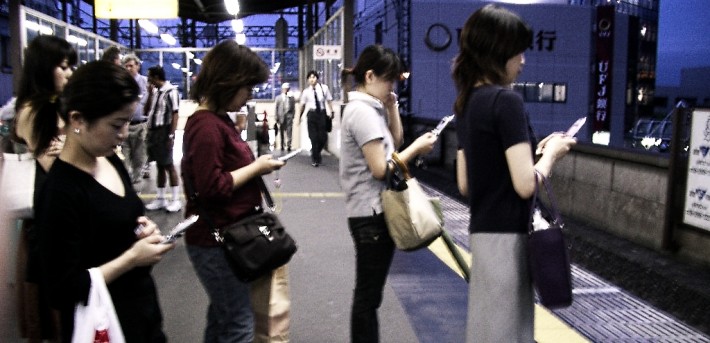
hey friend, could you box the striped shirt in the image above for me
[147,81,180,128]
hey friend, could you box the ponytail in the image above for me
[341,68,353,103]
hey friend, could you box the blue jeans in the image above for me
[186,245,254,343]
[348,213,395,343]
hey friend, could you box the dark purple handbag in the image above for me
[528,172,573,309]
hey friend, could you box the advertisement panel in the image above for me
[683,108,710,231]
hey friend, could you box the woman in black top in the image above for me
[36,61,174,342]
[452,5,576,342]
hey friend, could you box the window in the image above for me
[512,82,567,103]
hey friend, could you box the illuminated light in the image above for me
[270,62,281,74]
[224,0,240,16]
[160,33,177,46]
[67,35,88,47]
[138,19,159,34]
[231,19,244,33]
[401,71,411,80]
[235,33,247,45]
[25,21,54,35]
[640,25,647,37]
[592,131,610,145]
[95,0,178,19]
[171,63,181,69]
[186,51,194,59]
[640,137,661,150]
[193,58,202,65]
[181,67,189,73]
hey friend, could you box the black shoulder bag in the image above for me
[184,158,297,282]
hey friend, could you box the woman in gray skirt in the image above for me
[452,5,576,342]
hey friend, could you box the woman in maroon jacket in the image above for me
[181,40,284,343]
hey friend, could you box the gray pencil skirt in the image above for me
[465,232,535,343]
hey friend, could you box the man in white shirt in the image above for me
[299,70,334,167]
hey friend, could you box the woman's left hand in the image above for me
[383,92,398,109]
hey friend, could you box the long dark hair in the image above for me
[341,45,402,95]
[452,5,532,116]
[13,36,77,154]
[190,40,269,114]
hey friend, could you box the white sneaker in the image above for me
[145,198,167,211]
[165,200,182,213]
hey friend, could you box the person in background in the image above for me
[121,53,149,185]
[275,82,295,152]
[299,70,334,167]
[452,5,576,342]
[183,40,284,343]
[36,61,174,342]
[339,44,437,343]
[144,65,182,213]
[101,45,122,66]
[12,35,77,343]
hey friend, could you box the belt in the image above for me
[130,119,147,125]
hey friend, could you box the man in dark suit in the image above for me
[275,82,296,151]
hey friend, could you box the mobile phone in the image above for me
[278,148,303,162]
[432,114,455,137]
[161,215,199,244]
[565,117,587,137]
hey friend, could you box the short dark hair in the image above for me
[148,65,166,81]
[101,46,121,63]
[59,61,139,125]
[343,45,402,87]
[307,70,319,79]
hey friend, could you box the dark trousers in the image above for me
[348,213,395,343]
[279,116,294,150]
[307,110,328,164]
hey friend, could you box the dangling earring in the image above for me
[74,128,80,134]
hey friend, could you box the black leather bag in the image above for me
[325,113,333,132]
[221,210,297,282]
[528,172,573,309]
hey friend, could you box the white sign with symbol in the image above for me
[313,45,341,60]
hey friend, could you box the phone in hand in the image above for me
[161,215,199,244]
[565,117,587,137]
[432,114,455,137]
[278,148,303,162]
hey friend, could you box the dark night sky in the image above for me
[656,0,710,86]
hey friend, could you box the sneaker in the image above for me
[145,198,167,211]
[165,200,182,213]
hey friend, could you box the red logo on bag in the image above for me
[94,329,110,343]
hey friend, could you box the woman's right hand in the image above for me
[255,154,285,175]
[414,131,438,155]
[129,234,174,267]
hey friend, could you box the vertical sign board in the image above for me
[593,6,615,132]
[683,108,710,231]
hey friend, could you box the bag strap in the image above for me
[183,134,275,242]
[528,170,564,234]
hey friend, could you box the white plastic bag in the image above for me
[71,268,125,343]
[1,152,36,219]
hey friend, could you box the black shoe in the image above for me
[312,162,319,167]
[287,148,291,152]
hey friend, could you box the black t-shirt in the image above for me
[36,154,163,341]
[456,85,535,234]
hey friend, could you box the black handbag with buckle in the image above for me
[219,206,296,282]
[184,157,297,282]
